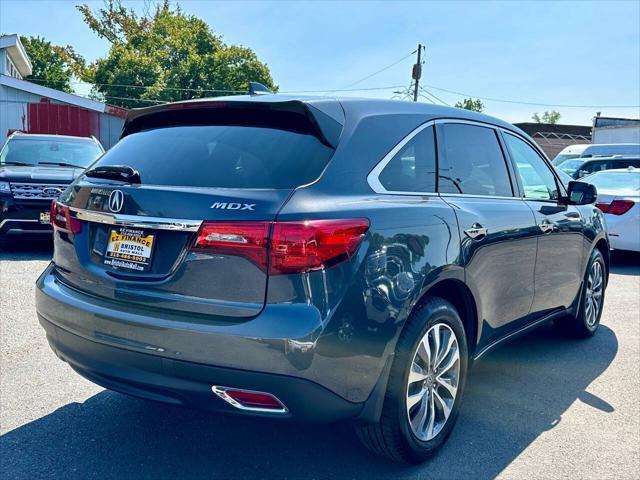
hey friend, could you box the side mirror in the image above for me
[567,181,597,205]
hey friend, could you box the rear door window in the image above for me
[438,123,513,197]
[88,125,334,189]
[378,125,436,193]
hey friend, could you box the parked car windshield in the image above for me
[558,159,585,175]
[582,170,640,195]
[552,153,581,165]
[89,125,335,189]
[0,137,103,168]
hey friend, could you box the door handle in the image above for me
[464,223,488,240]
[539,220,555,234]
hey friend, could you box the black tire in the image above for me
[555,248,607,338]
[355,296,469,463]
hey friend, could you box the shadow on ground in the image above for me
[0,238,52,261]
[0,323,619,480]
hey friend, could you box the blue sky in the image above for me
[1,0,639,125]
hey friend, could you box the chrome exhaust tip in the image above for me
[212,386,288,414]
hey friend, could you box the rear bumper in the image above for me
[0,198,52,236]
[35,264,388,421]
[39,315,361,421]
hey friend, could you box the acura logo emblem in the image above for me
[108,190,124,213]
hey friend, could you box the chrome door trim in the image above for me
[366,120,437,195]
[68,207,202,232]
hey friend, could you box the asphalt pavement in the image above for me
[1,240,638,479]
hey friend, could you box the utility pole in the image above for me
[412,44,423,102]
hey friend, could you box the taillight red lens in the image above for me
[50,200,81,233]
[191,221,270,269]
[607,200,635,215]
[223,389,284,410]
[190,218,369,275]
[270,219,369,274]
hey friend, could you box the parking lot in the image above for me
[0,241,638,479]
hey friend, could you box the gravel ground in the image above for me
[1,240,639,479]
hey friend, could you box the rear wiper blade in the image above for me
[84,165,141,184]
[38,161,86,169]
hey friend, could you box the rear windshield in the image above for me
[1,138,103,168]
[88,125,334,189]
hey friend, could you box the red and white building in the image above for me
[0,34,126,149]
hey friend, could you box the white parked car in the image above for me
[552,143,640,166]
[584,168,640,252]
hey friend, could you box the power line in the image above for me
[337,49,417,91]
[421,83,640,109]
[419,86,450,107]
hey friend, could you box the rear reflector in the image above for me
[191,218,369,274]
[596,200,635,215]
[212,386,288,413]
[50,200,81,233]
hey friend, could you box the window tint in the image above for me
[438,124,513,196]
[89,125,334,189]
[504,133,559,200]
[1,138,103,167]
[378,125,436,192]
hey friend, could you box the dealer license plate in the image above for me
[103,227,155,272]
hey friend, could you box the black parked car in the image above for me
[0,133,104,239]
[35,96,608,463]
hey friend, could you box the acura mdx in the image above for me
[35,96,608,463]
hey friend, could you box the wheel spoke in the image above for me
[410,394,429,433]
[408,361,428,385]
[436,331,456,369]
[431,324,441,369]
[416,337,431,367]
[407,387,426,411]
[425,391,436,440]
[436,346,459,377]
[436,376,457,397]
[433,389,451,420]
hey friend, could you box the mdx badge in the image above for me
[210,202,256,210]
[109,190,124,213]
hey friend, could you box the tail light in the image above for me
[596,200,635,215]
[191,218,369,274]
[50,200,81,233]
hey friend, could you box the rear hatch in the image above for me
[51,99,343,320]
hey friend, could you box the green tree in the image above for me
[454,97,484,112]
[532,111,561,124]
[20,36,87,93]
[77,0,277,108]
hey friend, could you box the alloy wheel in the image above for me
[585,260,604,327]
[406,323,460,441]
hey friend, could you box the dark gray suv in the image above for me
[35,96,608,463]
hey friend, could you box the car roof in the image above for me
[581,155,640,162]
[9,132,99,143]
[126,94,529,138]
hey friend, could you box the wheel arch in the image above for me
[594,237,610,280]
[414,279,479,358]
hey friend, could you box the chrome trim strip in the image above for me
[0,218,39,228]
[366,120,437,195]
[68,207,202,232]
[211,386,289,414]
[473,310,565,360]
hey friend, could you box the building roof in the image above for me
[514,122,592,137]
[0,34,33,77]
[0,74,124,115]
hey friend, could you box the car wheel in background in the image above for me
[356,297,468,463]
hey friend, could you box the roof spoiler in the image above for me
[121,99,344,149]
